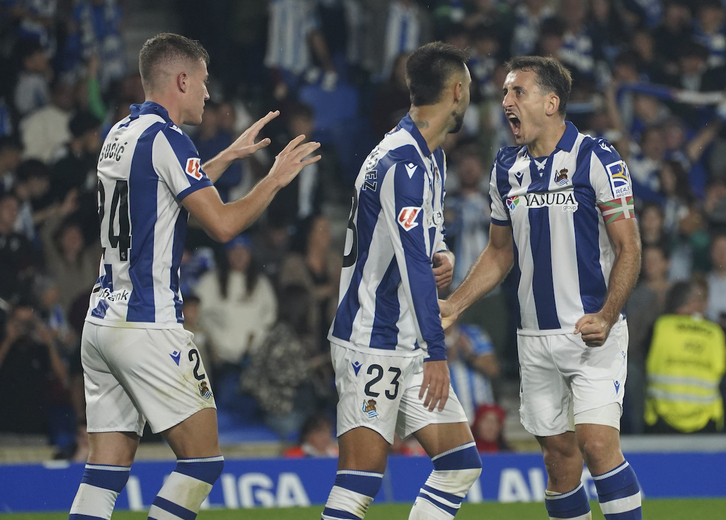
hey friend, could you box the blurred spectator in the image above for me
[13,38,52,117]
[445,323,499,423]
[623,244,671,434]
[253,216,293,282]
[282,413,338,457]
[41,216,102,316]
[20,78,74,163]
[510,0,555,58]
[645,278,725,434]
[10,0,58,48]
[659,159,696,235]
[279,215,341,352]
[472,403,511,453]
[558,0,595,80]
[13,158,55,241]
[369,52,411,140]
[51,110,101,202]
[0,192,36,304]
[192,101,243,203]
[0,137,23,194]
[195,234,277,408]
[628,125,666,204]
[692,0,726,69]
[241,284,318,436]
[468,23,501,102]
[588,0,628,67]
[0,300,68,436]
[652,0,693,70]
[706,233,726,327]
[444,146,490,289]
[267,103,344,226]
[363,0,432,82]
[67,0,126,92]
[179,246,215,298]
[264,0,337,100]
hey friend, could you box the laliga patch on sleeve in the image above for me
[397,207,421,231]
[185,158,203,180]
[605,160,632,198]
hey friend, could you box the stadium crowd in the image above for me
[0,0,725,458]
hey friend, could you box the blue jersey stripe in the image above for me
[529,206,560,329]
[574,139,608,314]
[171,208,186,322]
[126,123,163,322]
[370,259,401,350]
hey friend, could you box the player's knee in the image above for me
[430,442,482,495]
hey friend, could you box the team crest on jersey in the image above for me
[199,381,212,400]
[606,161,631,198]
[506,196,520,211]
[362,399,379,418]
[185,158,203,180]
[397,207,421,231]
[555,168,569,186]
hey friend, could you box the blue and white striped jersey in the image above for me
[329,114,448,360]
[86,101,213,328]
[490,122,635,335]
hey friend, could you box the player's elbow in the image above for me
[202,221,237,243]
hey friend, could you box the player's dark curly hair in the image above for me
[406,42,470,107]
[139,33,209,90]
[505,56,572,116]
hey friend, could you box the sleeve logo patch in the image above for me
[397,207,421,231]
[185,158,203,180]
[606,161,632,198]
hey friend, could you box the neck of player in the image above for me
[408,106,452,153]
[527,120,567,159]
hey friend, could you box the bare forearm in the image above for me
[213,176,281,241]
[448,246,513,315]
[600,244,641,325]
[202,148,236,183]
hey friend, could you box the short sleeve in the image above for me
[489,161,509,225]
[152,125,213,201]
[590,139,633,204]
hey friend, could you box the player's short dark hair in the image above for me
[406,42,470,107]
[139,33,209,90]
[505,56,572,116]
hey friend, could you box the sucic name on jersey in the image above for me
[100,140,127,162]
[509,192,579,212]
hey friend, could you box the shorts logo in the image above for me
[506,196,520,211]
[170,351,181,366]
[397,207,421,231]
[352,361,362,376]
[606,161,631,198]
[199,381,212,399]
[185,158,203,180]
[555,168,569,186]
[614,380,620,394]
[362,399,378,419]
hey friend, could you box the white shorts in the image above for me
[82,321,216,435]
[518,319,628,437]
[332,344,468,444]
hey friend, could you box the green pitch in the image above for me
[2,499,725,520]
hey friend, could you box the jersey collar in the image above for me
[398,114,432,157]
[129,101,174,123]
[556,121,578,153]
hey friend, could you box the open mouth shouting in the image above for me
[507,113,521,138]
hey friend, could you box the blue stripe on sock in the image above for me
[334,472,383,498]
[594,462,641,502]
[422,484,463,505]
[152,496,197,520]
[322,507,361,519]
[175,458,224,485]
[545,485,591,519]
[432,444,482,471]
[81,467,130,492]
[417,493,459,516]
[69,514,107,520]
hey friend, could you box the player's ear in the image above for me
[545,93,560,116]
[177,71,188,93]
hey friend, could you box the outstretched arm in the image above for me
[440,223,514,328]
[202,111,279,182]
[184,135,321,242]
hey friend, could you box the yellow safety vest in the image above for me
[645,314,725,432]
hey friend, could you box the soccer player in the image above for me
[440,56,643,520]
[68,33,320,520]
[321,42,482,520]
